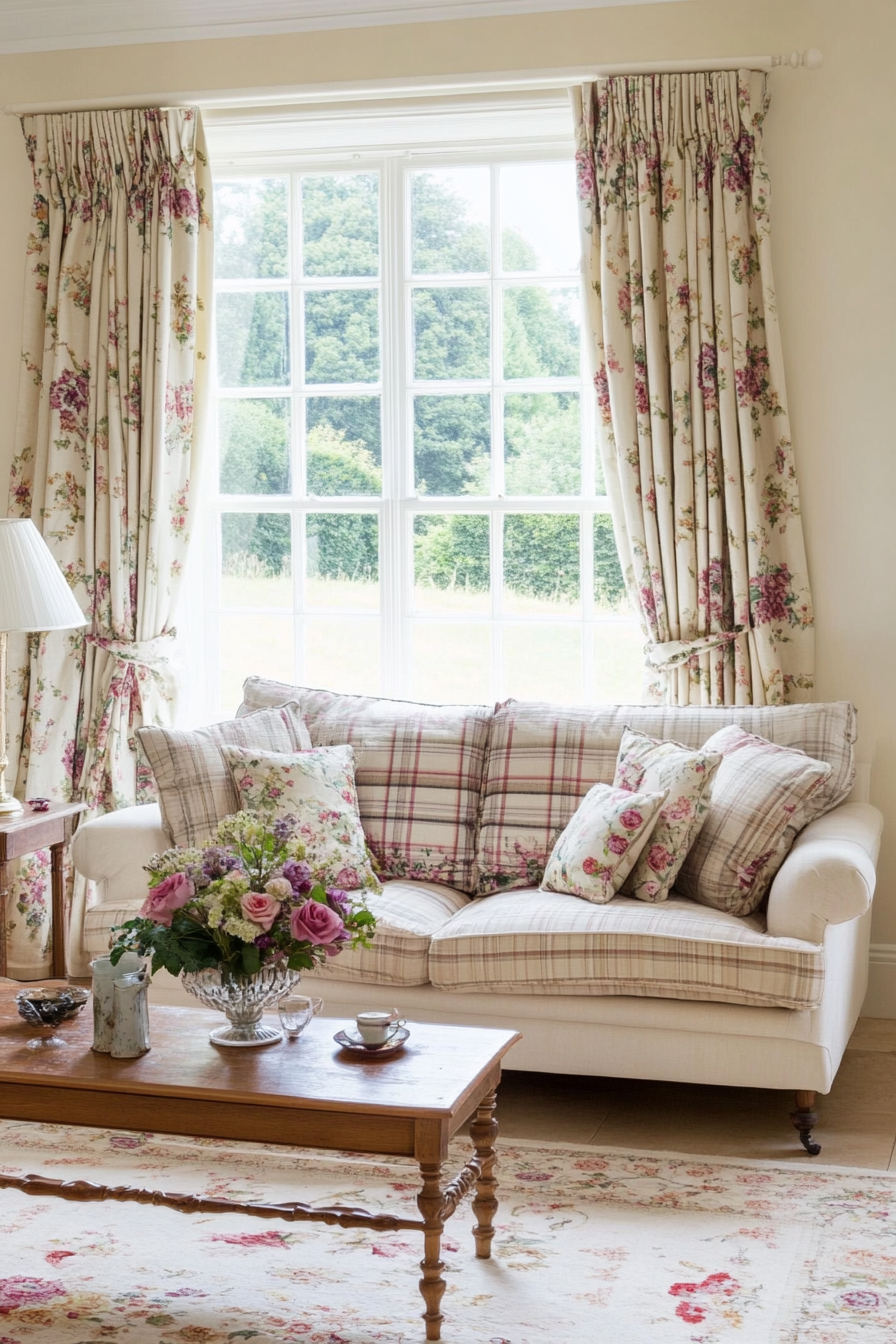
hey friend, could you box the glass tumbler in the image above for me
[278,994,323,1041]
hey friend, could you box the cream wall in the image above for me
[1,0,895,966]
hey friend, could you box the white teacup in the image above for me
[355,1008,406,1045]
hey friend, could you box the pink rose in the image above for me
[607,834,629,856]
[240,892,281,931]
[237,774,254,791]
[582,857,598,875]
[619,809,644,831]
[290,899,346,946]
[646,844,673,873]
[140,873,194,926]
[334,867,361,891]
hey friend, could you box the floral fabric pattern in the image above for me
[573,72,815,707]
[1,1122,891,1342]
[5,109,212,976]
[676,725,832,916]
[540,782,667,904]
[614,728,721,902]
[222,743,360,819]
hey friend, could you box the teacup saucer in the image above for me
[334,1027,410,1058]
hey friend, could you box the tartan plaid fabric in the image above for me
[239,679,492,893]
[311,880,470,985]
[477,700,856,895]
[429,888,825,1009]
[675,726,833,916]
[137,704,312,848]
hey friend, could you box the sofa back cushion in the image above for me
[137,703,312,848]
[477,700,856,894]
[239,678,492,893]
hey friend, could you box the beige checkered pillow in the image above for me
[675,726,833,916]
[137,704,312,848]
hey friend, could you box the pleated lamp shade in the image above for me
[0,518,87,632]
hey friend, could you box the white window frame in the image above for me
[195,140,638,718]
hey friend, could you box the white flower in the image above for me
[265,877,293,901]
[204,897,226,930]
[219,870,250,897]
[223,916,263,943]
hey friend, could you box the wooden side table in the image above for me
[0,801,86,979]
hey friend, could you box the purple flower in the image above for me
[201,847,242,880]
[325,887,353,918]
[281,858,313,895]
[254,933,274,950]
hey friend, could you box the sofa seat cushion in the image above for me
[240,678,492,893]
[477,700,857,895]
[428,888,824,1009]
[301,880,471,986]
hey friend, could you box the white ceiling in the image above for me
[0,0,686,55]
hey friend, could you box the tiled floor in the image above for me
[495,1016,896,1170]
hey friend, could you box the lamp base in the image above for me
[0,794,24,816]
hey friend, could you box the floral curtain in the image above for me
[573,71,814,706]
[5,108,212,976]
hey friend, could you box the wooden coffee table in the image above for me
[0,984,520,1341]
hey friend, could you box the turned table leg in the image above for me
[470,1089,498,1259]
[790,1090,821,1156]
[417,1159,446,1341]
[0,855,8,979]
[50,840,66,979]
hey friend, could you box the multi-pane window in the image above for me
[208,154,642,714]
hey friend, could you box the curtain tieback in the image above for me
[645,629,747,670]
[85,631,176,672]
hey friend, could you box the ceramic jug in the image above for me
[111,970,151,1058]
[90,952,145,1053]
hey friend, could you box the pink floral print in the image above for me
[541,782,667,905]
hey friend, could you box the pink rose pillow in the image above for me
[613,728,722,903]
[540,783,668,905]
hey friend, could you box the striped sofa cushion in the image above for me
[311,880,470,986]
[429,888,825,1009]
[137,703,312,848]
[477,700,856,895]
[239,679,492,894]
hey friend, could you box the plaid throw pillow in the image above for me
[238,679,492,893]
[137,704,311,848]
[675,726,833,916]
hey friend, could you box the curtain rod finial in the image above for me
[771,49,823,70]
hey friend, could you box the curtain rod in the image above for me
[2,50,822,116]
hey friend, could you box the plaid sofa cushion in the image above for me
[429,888,825,1009]
[311,880,470,985]
[477,700,856,895]
[675,727,833,917]
[137,704,312,848]
[239,678,493,894]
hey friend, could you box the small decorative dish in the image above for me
[334,1027,410,1059]
[16,986,90,1049]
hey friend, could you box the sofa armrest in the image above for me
[766,801,883,943]
[72,804,170,900]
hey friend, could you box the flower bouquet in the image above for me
[110,811,377,1046]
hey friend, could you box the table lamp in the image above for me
[0,519,87,816]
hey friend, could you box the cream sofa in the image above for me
[72,682,882,1155]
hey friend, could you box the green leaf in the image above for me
[240,944,262,977]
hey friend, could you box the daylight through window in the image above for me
[208,154,642,712]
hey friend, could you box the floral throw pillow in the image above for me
[675,726,833,917]
[540,783,668,905]
[614,728,722,903]
[221,744,360,818]
[222,745,380,893]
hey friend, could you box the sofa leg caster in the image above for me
[790,1090,821,1156]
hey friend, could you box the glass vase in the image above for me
[182,965,302,1047]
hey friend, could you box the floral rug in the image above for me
[0,1121,893,1343]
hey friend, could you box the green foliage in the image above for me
[414,514,490,592]
[412,172,489,272]
[303,174,379,277]
[220,398,290,495]
[306,425,381,496]
[503,393,580,496]
[413,287,490,380]
[504,514,580,604]
[305,289,379,384]
[414,394,490,496]
[214,178,289,279]
[594,513,627,610]
[222,512,290,578]
[308,396,381,467]
[216,291,290,388]
[308,508,378,584]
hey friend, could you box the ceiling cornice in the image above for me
[0,0,686,56]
